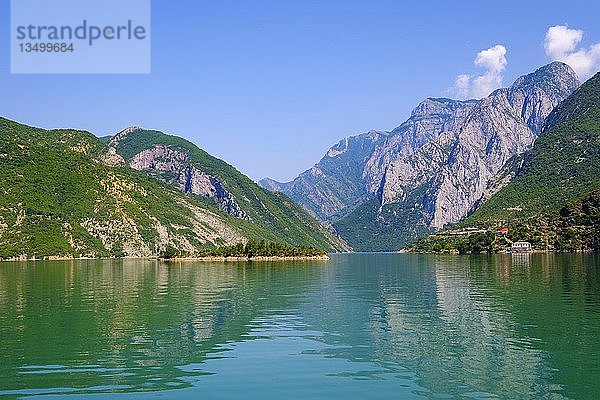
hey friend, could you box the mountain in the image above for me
[106,126,349,249]
[0,118,348,260]
[408,71,600,253]
[468,71,600,224]
[260,130,389,221]
[261,62,580,250]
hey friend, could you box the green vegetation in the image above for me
[407,191,600,254]
[159,245,188,259]
[405,72,600,254]
[0,118,346,260]
[408,231,496,254]
[160,240,326,259]
[333,190,433,252]
[110,128,348,252]
[469,73,600,225]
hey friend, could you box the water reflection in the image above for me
[0,254,598,399]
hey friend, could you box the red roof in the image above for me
[498,227,509,233]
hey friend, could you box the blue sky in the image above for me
[2,0,600,181]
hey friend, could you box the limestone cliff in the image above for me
[262,62,580,250]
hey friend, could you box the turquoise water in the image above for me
[0,253,599,399]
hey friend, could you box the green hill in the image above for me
[107,127,348,251]
[0,118,347,260]
[407,72,600,253]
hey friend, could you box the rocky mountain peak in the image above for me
[502,62,580,134]
[510,62,579,93]
[263,62,581,250]
[418,62,580,230]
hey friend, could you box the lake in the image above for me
[0,253,599,399]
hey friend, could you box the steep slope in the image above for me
[260,98,478,221]
[106,127,349,251]
[467,71,600,226]
[363,97,479,193]
[260,130,390,220]
[267,62,578,251]
[407,71,600,253]
[0,118,347,259]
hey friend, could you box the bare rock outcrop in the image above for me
[261,62,580,249]
[129,145,249,220]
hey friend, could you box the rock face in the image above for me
[365,97,479,194]
[97,146,125,167]
[128,144,248,219]
[260,130,390,220]
[380,62,579,229]
[261,62,580,250]
[414,72,600,253]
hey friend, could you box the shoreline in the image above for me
[400,249,597,255]
[0,255,331,263]
[2,250,598,262]
[160,255,330,262]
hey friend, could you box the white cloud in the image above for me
[544,25,582,59]
[475,45,508,73]
[451,45,507,99]
[544,25,600,80]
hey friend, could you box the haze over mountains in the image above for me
[260,62,581,251]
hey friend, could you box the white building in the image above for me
[511,241,532,252]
